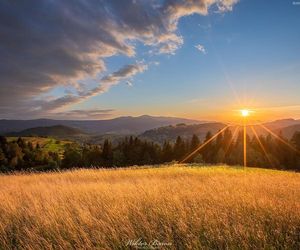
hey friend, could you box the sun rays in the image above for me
[180,125,230,163]
[180,109,300,166]
[259,124,300,155]
[250,126,274,168]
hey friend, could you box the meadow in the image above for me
[0,165,299,249]
[7,137,71,158]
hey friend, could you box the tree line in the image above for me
[1,129,300,172]
[0,137,60,171]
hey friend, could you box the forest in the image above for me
[0,128,300,172]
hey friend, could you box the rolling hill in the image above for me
[278,124,300,139]
[139,119,300,143]
[140,122,227,143]
[7,125,85,137]
[263,118,300,130]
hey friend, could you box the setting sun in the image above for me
[241,109,250,117]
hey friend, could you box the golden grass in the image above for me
[0,165,299,249]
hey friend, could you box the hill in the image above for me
[278,124,300,139]
[0,165,298,249]
[140,122,226,143]
[244,119,300,139]
[140,119,300,143]
[264,118,300,130]
[0,115,202,135]
[7,125,85,137]
[5,136,72,160]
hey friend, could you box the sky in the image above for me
[0,0,300,122]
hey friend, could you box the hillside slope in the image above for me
[140,122,227,143]
[140,119,300,143]
[7,125,85,137]
[279,124,300,139]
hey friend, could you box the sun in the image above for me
[241,109,250,117]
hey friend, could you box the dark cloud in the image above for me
[0,0,238,118]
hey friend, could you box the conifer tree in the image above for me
[102,139,113,167]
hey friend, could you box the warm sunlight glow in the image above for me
[241,109,250,117]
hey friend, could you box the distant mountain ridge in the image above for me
[7,125,85,137]
[1,117,299,143]
[0,115,202,135]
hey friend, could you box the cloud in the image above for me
[198,23,212,30]
[158,38,184,55]
[0,62,146,119]
[126,81,133,87]
[35,62,148,113]
[100,63,147,87]
[55,109,114,119]
[195,44,206,54]
[0,0,238,118]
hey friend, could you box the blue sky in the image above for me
[0,0,299,121]
[74,0,300,121]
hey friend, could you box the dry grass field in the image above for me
[0,165,299,249]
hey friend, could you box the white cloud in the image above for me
[34,62,148,114]
[195,44,207,54]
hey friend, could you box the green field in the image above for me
[6,137,71,158]
[0,165,299,249]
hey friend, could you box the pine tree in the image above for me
[215,148,225,163]
[102,139,113,167]
[216,132,223,149]
[0,136,7,146]
[0,148,7,169]
[162,141,173,162]
[223,128,233,149]
[202,131,213,163]
[186,134,200,163]
[190,134,200,151]
[291,132,300,149]
[173,136,186,161]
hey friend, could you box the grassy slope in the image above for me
[6,137,71,158]
[0,166,299,249]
